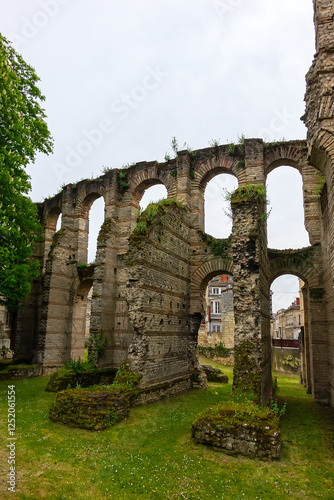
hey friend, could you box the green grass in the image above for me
[0,358,333,499]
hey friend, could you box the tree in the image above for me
[0,34,53,309]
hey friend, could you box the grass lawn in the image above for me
[0,357,333,499]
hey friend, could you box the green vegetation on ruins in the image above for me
[198,341,233,359]
[1,360,333,498]
[314,171,326,197]
[229,183,267,204]
[129,198,185,247]
[199,231,232,259]
[118,170,130,193]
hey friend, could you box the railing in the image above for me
[272,338,300,348]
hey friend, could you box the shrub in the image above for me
[198,342,232,359]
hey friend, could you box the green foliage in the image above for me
[129,198,185,245]
[229,183,267,204]
[208,138,220,148]
[87,329,107,366]
[268,392,288,417]
[315,171,326,196]
[189,168,195,179]
[118,171,129,193]
[185,144,197,158]
[103,408,119,427]
[64,357,95,373]
[198,342,232,359]
[0,35,53,309]
[101,165,112,174]
[170,169,177,177]
[171,136,179,156]
[45,365,117,392]
[226,135,246,157]
[108,361,142,394]
[164,152,171,161]
[199,232,231,258]
[77,263,88,270]
[1,344,11,359]
[282,355,300,369]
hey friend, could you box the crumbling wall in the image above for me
[125,200,206,389]
[302,0,334,404]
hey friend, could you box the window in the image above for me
[212,288,221,295]
[212,302,220,314]
[213,325,221,332]
[5,311,10,327]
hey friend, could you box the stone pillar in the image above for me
[231,187,271,405]
[301,287,312,393]
[307,287,329,403]
[37,187,79,366]
[175,150,192,206]
[244,139,265,185]
[220,288,235,349]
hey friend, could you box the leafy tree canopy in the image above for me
[0,34,53,309]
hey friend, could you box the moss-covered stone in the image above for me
[49,389,131,431]
[128,198,185,249]
[48,362,142,430]
[0,364,43,381]
[233,341,261,403]
[45,367,117,392]
[192,402,281,459]
[201,365,229,383]
[107,361,142,395]
[230,184,266,204]
[198,231,232,258]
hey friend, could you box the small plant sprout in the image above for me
[171,136,179,157]
[268,392,288,418]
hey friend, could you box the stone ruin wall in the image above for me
[302,0,334,404]
[13,137,326,405]
[13,0,334,406]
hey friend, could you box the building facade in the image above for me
[271,298,302,340]
[198,275,234,348]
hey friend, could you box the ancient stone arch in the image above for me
[13,0,334,406]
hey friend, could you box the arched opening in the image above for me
[70,281,93,361]
[44,207,62,267]
[56,213,62,232]
[267,166,310,249]
[198,273,235,362]
[270,274,303,377]
[204,174,238,238]
[87,197,105,263]
[139,184,168,211]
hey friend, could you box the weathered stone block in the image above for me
[45,367,118,392]
[49,389,131,431]
[201,365,229,383]
[192,402,281,460]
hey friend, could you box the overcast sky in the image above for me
[1,0,316,312]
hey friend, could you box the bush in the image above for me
[198,342,232,359]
